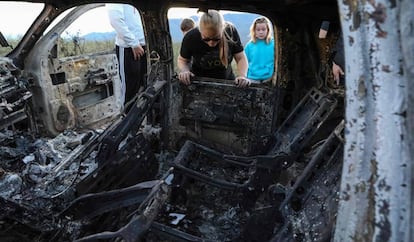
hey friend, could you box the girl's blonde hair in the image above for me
[199,10,230,67]
[249,16,273,44]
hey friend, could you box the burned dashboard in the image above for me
[0,57,32,130]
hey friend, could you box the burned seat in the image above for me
[168,76,278,155]
[171,86,339,189]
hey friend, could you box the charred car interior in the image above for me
[1,0,412,241]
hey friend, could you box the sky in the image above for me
[0,2,44,37]
[0,3,236,38]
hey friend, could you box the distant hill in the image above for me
[82,32,116,41]
[82,13,261,45]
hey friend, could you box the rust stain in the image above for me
[376,199,391,241]
[378,178,391,191]
[381,65,390,73]
[354,181,367,193]
[369,159,378,184]
[363,158,377,241]
[358,76,366,98]
[348,163,354,173]
[369,3,388,38]
[346,0,388,36]
[348,36,355,46]
[370,3,387,23]
[344,0,361,30]
[376,30,388,38]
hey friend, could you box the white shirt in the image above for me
[106,3,145,48]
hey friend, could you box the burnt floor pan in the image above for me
[72,88,344,242]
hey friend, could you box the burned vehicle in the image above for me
[0,0,413,241]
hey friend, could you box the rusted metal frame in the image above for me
[180,80,261,124]
[0,84,27,99]
[124,52,161,110]
[150,222,216,242]
[74,171,173,242]
[7,4,64,68]
[223,153,293,170]
[279,120,344,210]
[178,118,246,132]
[110,134,157,185]
[171,88,338,193]
[0,109,27,130]
[60,180,158,220]
[268,87,338,155]
[210,88,338,171]
[75,215,154,242]
[179,76,276,155]
[268,222,291,242]
[286,96,338,153]
[35,131,99,192]
[0,32,9,48]
[75,133,156,194]
[85,68,112,86]
[172,163,253,190]
[147,165,255,241]
[13,131,101,200]
[268,121,344,242]
[0,63,32,128]
[48,132,97,175]
[0,197,56,232]
[334,0,411,240]
[96,80,167,164]
[283,140,343,241]
[190,76,267,88]
[191,141,256,166]
[171,140,256,190]
[146,51,170,152]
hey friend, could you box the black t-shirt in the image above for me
[179,23,244,80]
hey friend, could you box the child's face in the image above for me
[255,23,268,40]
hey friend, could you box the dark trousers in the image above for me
[115,45,147,104]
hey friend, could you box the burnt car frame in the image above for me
[0,0,413,241]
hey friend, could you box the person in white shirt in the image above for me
[106,3,146,106]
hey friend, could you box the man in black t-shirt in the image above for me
[177,10,250,87]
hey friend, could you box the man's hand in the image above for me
[332,62,344,85]
[132,45,145,60]
[178,71,194,85]
[234,76,251,88]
